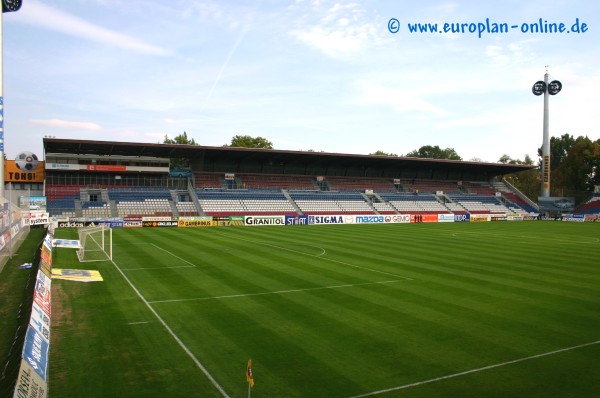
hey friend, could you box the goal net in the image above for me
[77,225,113,262]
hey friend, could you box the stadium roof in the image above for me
[43,137,535,177]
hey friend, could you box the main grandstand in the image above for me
[42,137,550,220]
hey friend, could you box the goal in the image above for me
[77,225,113,262]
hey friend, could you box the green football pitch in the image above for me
[49,222,600,397]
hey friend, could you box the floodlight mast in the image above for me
[542,72,550,198]
[0,1,24,198]
[0,9,4,198]
[532,68,562,198]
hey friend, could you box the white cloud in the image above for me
[289,1,379,59]
[18,0,172,56]
[354,83,451,115]
[31,118,102,131]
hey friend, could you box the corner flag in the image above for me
[246,359,255,388]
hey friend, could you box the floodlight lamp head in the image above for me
[2,0,22,12]
[532,81,546,96]
[548,80,562,95]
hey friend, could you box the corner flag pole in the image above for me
[246,359,254,398]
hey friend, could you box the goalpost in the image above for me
[76,225,113,262]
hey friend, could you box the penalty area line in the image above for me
[109,257,230,398]
[347,339,600,398]
[148,279,405,304]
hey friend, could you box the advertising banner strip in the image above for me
[22,326,49,381]
[51,239,81,249]
[33,291,51,317]
[410,214,439,223]
[438,214,455,223]
[245,215,286,226]
[142,220,178,227]
[12,359,48,398]
[29,303,50,344]
[178,216,213,222]
[177,219,213,227]
[34,270,51,305]
[51,269,104,282]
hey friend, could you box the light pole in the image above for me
[532,68,562,198]
[0,0,23,198]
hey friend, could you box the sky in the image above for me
[2,0,599,163]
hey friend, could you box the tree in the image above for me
[370,150,398,156]
[502,154,540,201]
[537,133,576,170]
[406,145,462,160]
[163,132,198,168]
[164,131,197,146]
[559,137,600,194]
[226,135,273,149]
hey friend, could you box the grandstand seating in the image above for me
[197,189,297,216]
[401,179,461,194]
[574,196,600,214]
[116,199,173,217]
[110,187,174,217]
[448,195,512,214]
[81,201,111,218]
[176,201,199,216]
[45,183,82,217]
[193,173,223,189]
[491,180,538,214]
[45,177,543,218]
[289,191,375,215]
[379,193,450,214]
[237,174,317,190]
[326,177,396,192]
[462,181,496,196]
[372,202,397,214]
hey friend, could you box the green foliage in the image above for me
[163,131,197,146]
[226,135,273,149]
[406,145,462,160]
[163,132,198,168]
[370,150,398,156]
[501,154,539,201]
[537,134,600,199]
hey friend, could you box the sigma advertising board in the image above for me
[307,215,345,225]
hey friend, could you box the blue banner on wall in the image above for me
[22,326,49,381]
[285,215,309,225]
[454,214,471,222]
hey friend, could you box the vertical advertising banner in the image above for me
[33,270,51,316]
[12,359,47,398]
[21,327,49,381]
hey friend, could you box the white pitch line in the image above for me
[148,279,404,304]
[347,339,600,398]
[108,257,230,398]
[151,243,200,267]
[127,321,150,325]
[121,265,195,271]
[217,232,413,281]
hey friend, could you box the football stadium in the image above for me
[0,137,599,398]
